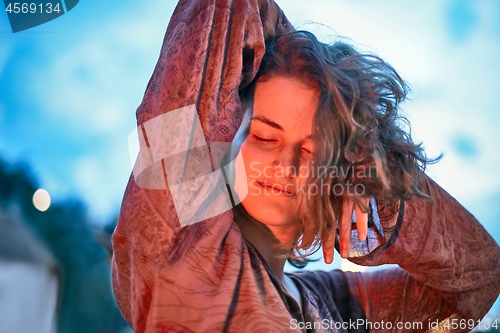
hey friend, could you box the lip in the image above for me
[256,180,296,196]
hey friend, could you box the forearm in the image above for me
[349,173,499,325]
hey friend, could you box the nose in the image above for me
[272,145,302,178]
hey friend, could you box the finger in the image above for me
[356,203,368,242]
[339,200,353,258]
[322,228,335,264]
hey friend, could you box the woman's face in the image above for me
[238,76,318,227]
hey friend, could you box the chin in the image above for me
[241,198,298,227]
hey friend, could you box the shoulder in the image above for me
[289,269,367,324]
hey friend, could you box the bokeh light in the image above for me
[32,188,51,212]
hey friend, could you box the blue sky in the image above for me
[1,0,499,322]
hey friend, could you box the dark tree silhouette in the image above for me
[0,157,129,333]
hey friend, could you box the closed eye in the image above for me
[252,134,277,143]
[302,148,312,154]
[302,143,315,158]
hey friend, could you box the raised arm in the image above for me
[293,174,498,332]
[347,174,499,332]
[111,0,295,331]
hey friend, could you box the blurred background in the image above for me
[0,0,498,332]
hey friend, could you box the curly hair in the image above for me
[239,30,438,263]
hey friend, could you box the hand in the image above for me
[323,197,370,264]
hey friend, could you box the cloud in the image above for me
[28,0,175,136]
[463,192,500,241]
[31,36,138,135]
[73,156,117,221]
[68,131,133,222]
[0,42,12,77]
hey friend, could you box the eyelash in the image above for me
[253,134,313,155]
[252,134,276,143]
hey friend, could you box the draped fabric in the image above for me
[111,0,500,332]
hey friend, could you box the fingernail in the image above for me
[342,245,350,258]
[358,230,367,242]
[323,248,329,263]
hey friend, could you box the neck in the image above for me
[233,205,298,282]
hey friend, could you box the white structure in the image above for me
[0,209,60,333]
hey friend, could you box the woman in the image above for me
[112,0,500,332]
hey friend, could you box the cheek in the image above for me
[240,143,270,180]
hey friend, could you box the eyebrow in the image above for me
[251,116,283,131]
